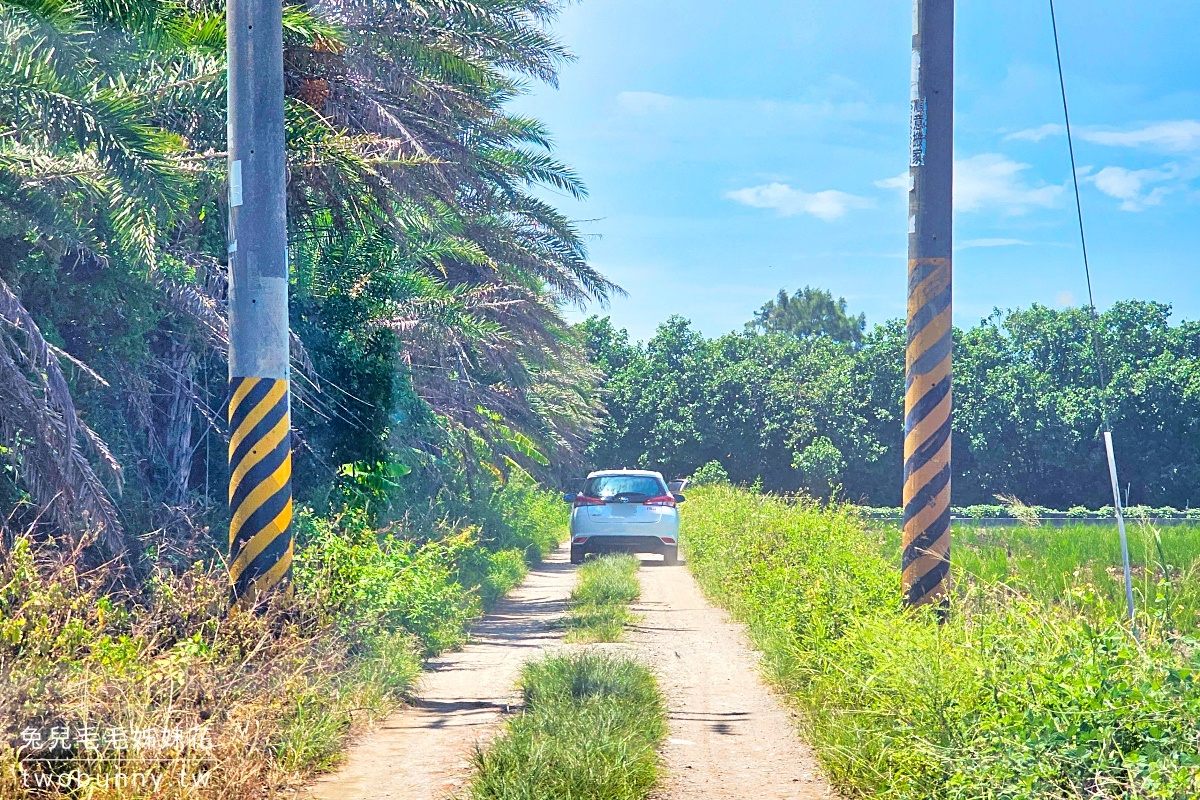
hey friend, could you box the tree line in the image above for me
[579,292,1200,509]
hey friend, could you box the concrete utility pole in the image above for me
[902,0,953,608]
[226,0,294,609]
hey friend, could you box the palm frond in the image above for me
[0,277,130,560]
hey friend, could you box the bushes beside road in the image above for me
[0,483,565,798]
[684,485,1200,799]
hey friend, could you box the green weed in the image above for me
[477,474,569,562]
[571,554,640,606]
[467,652,666,800]
[870,520,1200,633]
[564,604,631,643]
[565,555,640,643]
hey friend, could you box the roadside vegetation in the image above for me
[0,0,591,793]
[6,0,1200,793]
[950,521,1200,627]
[467,652,666,800]
[0,480,565,797]
[564,554,641,643]
[867,504,1200,522]
[684,484,1200,799]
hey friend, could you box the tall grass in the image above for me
[475,474,569,562]
[466,652,666,800]
[685,485,1200,799]
[953,522,1200,629]
[0,486,566,798]
[868,520,1200,632]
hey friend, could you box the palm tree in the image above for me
[0,0,204,561]
[0,0,615,561]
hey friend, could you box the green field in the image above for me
[870,521,1200,632]
[684,485,1200,800]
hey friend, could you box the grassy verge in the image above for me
[0,484,566,798]
[466,652,666,800]
[564,554,640,643]
[685,484,1200,800]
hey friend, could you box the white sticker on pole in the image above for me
[910,50,921,101]
[229,160,243,208]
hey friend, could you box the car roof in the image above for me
[585,469,664,479]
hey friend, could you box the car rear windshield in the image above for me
[581,475,666,501]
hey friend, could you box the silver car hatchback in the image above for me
[563,469,684,565]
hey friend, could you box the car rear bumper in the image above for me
[571,534,677,554]
[570,508,679,536]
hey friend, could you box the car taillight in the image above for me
[573,495,604,508]
[644,494,676,508]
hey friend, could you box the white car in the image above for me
[564,469,684,565]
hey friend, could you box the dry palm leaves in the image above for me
[0,278,132,562]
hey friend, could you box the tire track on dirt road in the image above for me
[627,559,834,800]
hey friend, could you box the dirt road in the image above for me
[628,561,832,799]
[302,548,576,800]
[303,549,833,799]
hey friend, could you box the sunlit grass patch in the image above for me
[564,604,631,643]
[571,553,640,606]
[873,519,1200,627]
[467,652,666,800]
[565,554,640,643]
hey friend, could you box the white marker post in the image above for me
[1103,431,1136,635]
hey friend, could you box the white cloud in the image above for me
[726,183,873,221]
[1006,123,1065,143]
[1080,121,1200,152]
[1087,165,1176,211]
[875,173,911,201]
[877,156,1061,213]
[1055,291,1076,307]
[1004,121,1200,152]
[956,238,1033,249]
[954,154,1063,213]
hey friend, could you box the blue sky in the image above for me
[512,0,1200,342]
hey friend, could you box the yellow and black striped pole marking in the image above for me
[227,0,291,610]
[228,377,293,610]
[903,0,953,608]
[902,258,951,607]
